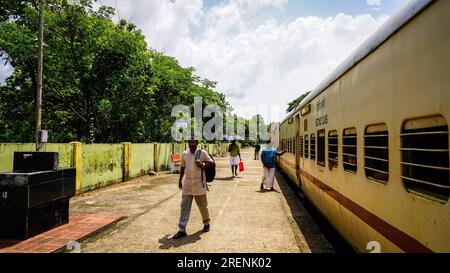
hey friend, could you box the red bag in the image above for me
[239,161,245,172]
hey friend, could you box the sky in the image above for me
[0,0,408,122]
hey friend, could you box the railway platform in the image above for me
[67,148,334,253]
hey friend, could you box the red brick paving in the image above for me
[0,214,122,253]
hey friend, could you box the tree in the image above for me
[0,0,30,22]
[0,0,230,143]
[286,91,311,113]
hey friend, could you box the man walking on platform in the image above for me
[173,137,214,239]
[260,140,286,191]
[228,137,241,178]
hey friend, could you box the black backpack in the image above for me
[195,149,216,183]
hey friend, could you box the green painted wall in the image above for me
[80,144,124,192]
[43,143,73,168]
[173,143,185,155]
[130,144,154,178]
[0,142,221,193]
[157,143,172,171]
[208,144,218,156]
[0,143,73,172]
[0,143,35,172]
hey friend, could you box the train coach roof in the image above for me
[280,0,434,125]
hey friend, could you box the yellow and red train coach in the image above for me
[274,0,449,253]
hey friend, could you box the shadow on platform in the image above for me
[275,170,343,253]
[159,231,204,250]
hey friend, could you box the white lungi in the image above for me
[230,156,240,166]
[262,167,276,188]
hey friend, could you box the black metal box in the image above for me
[0,199,70,240]
[0,151,76,240]
[0,169,76,209]
[13,152,59,172]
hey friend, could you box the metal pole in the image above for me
[36,0,44,152]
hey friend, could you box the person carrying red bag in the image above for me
[239,161,245,172]
[228,137,241,178]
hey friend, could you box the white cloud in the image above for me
[0,63,13,85]
[367,0,382,6]
[95,0,204,53]
[97,0,389,122]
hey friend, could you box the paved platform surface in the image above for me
[0,214,122,253]
[70,148,334,253]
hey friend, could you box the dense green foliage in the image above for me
[0,0,229,143]
[286,91,311,113]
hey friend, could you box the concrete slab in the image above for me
[0,214,122,253]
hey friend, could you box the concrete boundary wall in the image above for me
[0,142,221,194]
[130,143,154,179]
[0,143,73,172]
[81,144,124,193]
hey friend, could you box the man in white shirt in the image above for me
[173,138,214,239]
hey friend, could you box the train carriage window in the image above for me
[365,124,389,183]
[310,134,316,160]
[299,136,304,158]
[305,135,309,158]
[328,130,338,169]
[293,137,296,155]
[293,137,296,154]
[317,130,326,166]
[401,115,450,203]
[343,128,357,174]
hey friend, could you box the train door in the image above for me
[295,114,302,187]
